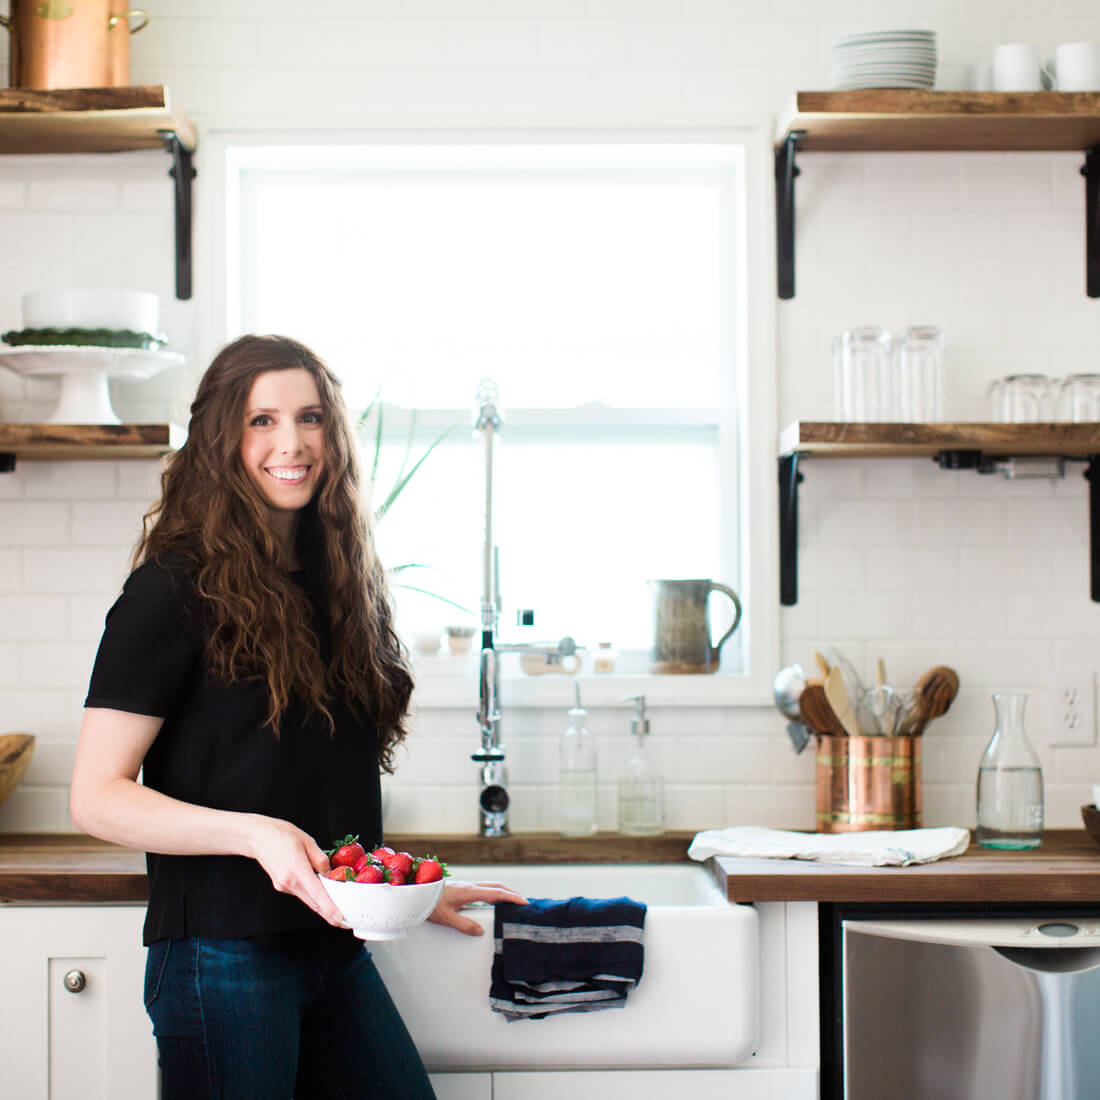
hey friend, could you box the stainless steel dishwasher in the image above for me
[841,916,1100,1100]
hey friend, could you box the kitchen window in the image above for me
[209,131,777,704]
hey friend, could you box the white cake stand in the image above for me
[0,346,185,424]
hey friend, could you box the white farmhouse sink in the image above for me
[370,862,758,1070]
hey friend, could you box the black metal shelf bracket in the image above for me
[777,449,1100,605]
[1087,455,1099,601]
[159,130,196,301]
[779,452,802,605]
[1084,144,1100,299]
[775,130,803,300]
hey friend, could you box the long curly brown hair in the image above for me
[135,334,413,770]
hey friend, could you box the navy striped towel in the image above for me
[490,896,647,1021]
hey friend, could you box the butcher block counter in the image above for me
[0,831,696,902]
[2,829,1099,904]
[713,829,1100,904]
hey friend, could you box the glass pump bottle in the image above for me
[559,686,597,836]
[976,691,1044,850]
[617,695,665,836]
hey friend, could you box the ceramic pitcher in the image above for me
[648,579,742,674]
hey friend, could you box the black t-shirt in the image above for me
[84,556,383,950]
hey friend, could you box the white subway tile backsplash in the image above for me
[1,0,1097,836]
[0,503,69,544]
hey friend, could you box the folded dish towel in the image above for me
[490,896,647,1021]
[687,825,970,867]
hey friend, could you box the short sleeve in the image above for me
[84,558,203,718]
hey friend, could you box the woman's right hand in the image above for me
[244,815,349,928]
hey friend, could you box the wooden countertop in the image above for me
[713,830,1100,904]
[4,830,1099,905]
[0,832,695,903]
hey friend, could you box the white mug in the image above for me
[993,43,1046,91]
[966,62,993,91]
[1052,42,1100,91]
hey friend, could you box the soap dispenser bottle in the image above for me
[559,685,598,836]
[617,695,665,836]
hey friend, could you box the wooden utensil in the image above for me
[798,684,846,736]
[901,666,960,735]
[0,732,35,807]
[824,666,864,737]
[814,651,831,678]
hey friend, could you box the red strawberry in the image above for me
[370,845,395,864]
[355,864,386,884]
[326,866,355,881]
[386,868,408,886]
[353,854,373,874]
[379,850,415,876]
[414,857,446,884]
[329,834,366,869]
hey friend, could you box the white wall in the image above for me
[1,0,1099,836]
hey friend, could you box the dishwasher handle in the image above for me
[993,945,1100,974]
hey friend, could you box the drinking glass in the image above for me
[988,374,1053,422]
[895,325,944,422]
[833,326,893,421]
[1055,373,1100,422]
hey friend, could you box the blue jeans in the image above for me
[144,937,436,1099]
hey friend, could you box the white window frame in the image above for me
[200,124,778,708]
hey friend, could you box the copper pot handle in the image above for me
[108,8,149,34]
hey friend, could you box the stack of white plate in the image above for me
[829,29,937,90]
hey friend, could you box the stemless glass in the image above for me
[833,326,893,421]
[1055,373,1100,422]
[895,325,944,422]
[988,374,1053,422]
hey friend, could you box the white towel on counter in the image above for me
[687,825,970,867]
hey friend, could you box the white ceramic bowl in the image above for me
[319,875,444,940]
[22,289,160,333]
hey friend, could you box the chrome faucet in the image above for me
[472,380,576,837]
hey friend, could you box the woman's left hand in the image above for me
[427,880,528,937]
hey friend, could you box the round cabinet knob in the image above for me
[63,969,87,993]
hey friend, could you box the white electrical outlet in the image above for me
[1050,673,1097,747]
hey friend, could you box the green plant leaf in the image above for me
[374,421,456,522]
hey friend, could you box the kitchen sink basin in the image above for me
[370,862,758,1070]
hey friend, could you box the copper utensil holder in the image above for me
[815,734,921,833]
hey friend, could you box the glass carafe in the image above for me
[976,692,1043,849]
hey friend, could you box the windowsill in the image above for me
[408,654,773,708]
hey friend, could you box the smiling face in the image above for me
[239,368,326,520]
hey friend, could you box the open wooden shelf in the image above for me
[777,421,1100,606]
[0,423,184,462]
[774,90,1100,299]
[0,85,195,154]
[780,421,1100,458]
[776,90,1100,152]
[0,86,196,297]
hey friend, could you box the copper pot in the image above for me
[815,734,921,833]
[1,1,148,89]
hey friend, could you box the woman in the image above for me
[69,334,523,1099]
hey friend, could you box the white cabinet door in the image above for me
[0,905,156,1100]
[493,1069,818,1100]
[429,1072,493,1100]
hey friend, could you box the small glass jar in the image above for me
[593,641,617,675]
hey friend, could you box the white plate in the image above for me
[0,346,184,424]
[834,30,936,46]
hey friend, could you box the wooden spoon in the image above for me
[901,666,960,735]
[824,666,864,737]
[813,651,831,678]
[798,684,846,736]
